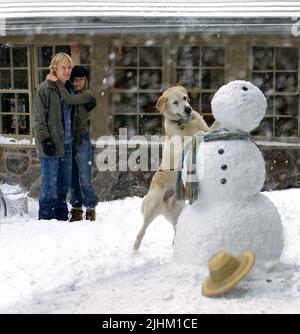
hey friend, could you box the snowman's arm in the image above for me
[191,110,210,132]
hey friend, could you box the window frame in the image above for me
[0,44,32,139]
[171,44,227,127]
[109,44,165,136]
[0,43,93,141]
[248,41,300,142]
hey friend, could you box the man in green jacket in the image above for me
[32,52,73,220]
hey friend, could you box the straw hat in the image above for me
[202,251,256,297]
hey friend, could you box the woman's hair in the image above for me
[49,52,73,75]
[71,65,89,90]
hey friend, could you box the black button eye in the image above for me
[242,86,248,91]
[183,96,187,101]
[221,164,228,171]
[221,178,227,184]
[218,149,224,154]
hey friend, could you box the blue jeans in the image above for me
[38,143,72,220]
[71,132,97,209]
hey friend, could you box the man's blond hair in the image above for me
[49,52,73,75]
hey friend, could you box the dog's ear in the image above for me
[156,95,167,113]
[177,86,190,102]
[177,86,188,95]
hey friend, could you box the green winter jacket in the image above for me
[32,80,65,158]
[55,80,96,147]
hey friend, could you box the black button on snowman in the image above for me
[173,80,284,268]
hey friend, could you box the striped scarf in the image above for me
[176,128,249,204]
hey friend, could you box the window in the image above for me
[36,44,92,84]
[176,46,225,126]
[36,45,72,84]
[109,46,163,136]
[0,44,31,136]
[251,47,299,137]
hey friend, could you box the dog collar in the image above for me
[171,118,190,129]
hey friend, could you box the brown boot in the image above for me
[69,208,83,222]
[85,208,96,221]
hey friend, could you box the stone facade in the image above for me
[0,145,155,201]
[0,144,300,201]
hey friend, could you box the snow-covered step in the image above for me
[0,184,28,217]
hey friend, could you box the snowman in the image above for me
[173,80,284,268]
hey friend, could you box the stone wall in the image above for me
[0,144,300,201]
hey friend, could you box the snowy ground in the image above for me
[0,188,300,314]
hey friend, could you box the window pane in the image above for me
[276,72,298,92]
[252,73,273,94]
[177,46,199,67]
[14,70,28,89]
[139,69,162,89]
[201,69,224,89]
[38,46,53,67]
[13,47,27,67]
[251,118,273,137]
[17,94,29,113]
[177,69,199,89]
[0,70,11,89]
[140,47,162,67]
[139,115,162,135]
[38,69,49,84]
[18,115,30,135]
[189,91,200,111]
[55,45,71,55]
[275,96,298,116]
[201,93,214,114]
[203,115,216,127]
[1,115,17,134]
[111,93,137,113]
[114,115,137,135]
[80,45,91,64]
[114,69,137,89]
[253,47,273,71]
[202,47,225,67]
[276,48,298,71]
[266,97,274,116]
[0,93,15,113]
[275,117,298,137]
[115,47,137,67]
[0,44,10,67]
[139,93,160,113]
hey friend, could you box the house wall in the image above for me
[1,32,300,198]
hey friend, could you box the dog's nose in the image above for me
[185,106,192,116]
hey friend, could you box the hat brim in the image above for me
[202,251,256,298]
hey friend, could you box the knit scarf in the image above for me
[175,128,250,204]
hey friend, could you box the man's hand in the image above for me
[46,73,58,82]
[42,138,56,156]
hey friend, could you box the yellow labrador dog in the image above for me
[134,86,209,250]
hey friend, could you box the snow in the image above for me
[0,135,34,146]
[1,1,300,18]
[211,81,266,133]
[0,185,300,314]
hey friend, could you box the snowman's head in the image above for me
[211,81,267,133]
